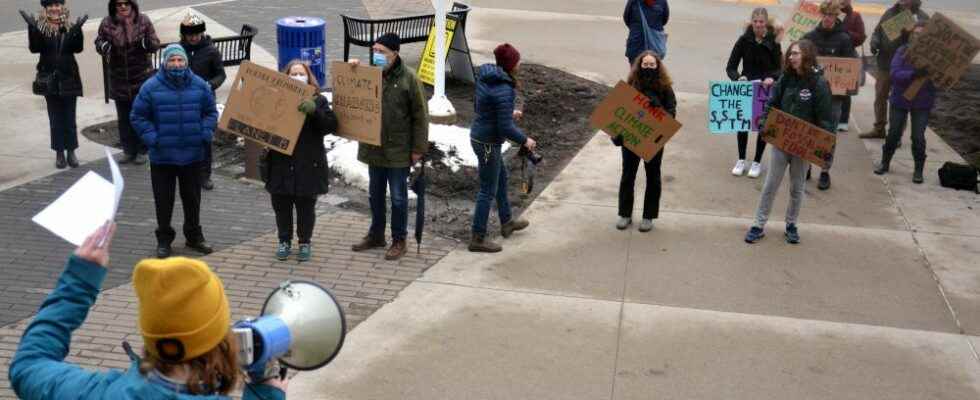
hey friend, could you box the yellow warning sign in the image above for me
[418,18,457,86]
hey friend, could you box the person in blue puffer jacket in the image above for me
[468,43,537,253]
[131,44,218,259]
[8,222,288,400]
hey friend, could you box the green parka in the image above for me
[357,57,429,168]
[759,66,835,134]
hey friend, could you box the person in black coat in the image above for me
[179,13,226,191]
[725,7,782,179]
[265,61,338,262]
[802,0,858,191]
[613,50,677,233]
[22,0,87,169]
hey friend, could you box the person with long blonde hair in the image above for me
[613,51,676,232]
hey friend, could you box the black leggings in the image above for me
[271,194,317,244]
[618,146,664,220]
[737,131,766,163]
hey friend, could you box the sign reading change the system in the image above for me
[818,57,862,95]
[708,81,754,134]
[330,61,383,146]
[761,109,836,169]
[590,81,683,161]
[219,61,317,156]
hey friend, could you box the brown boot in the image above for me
[859,129,886,139]
[385,239,407,260]
[501,218,529,238]
[352,235,386,252]
[468,234,502,253]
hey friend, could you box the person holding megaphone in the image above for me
[8,222,289,400]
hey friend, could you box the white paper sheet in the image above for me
[32,171,115,246]
[106,146,124,218]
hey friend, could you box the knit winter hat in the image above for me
[819,0,841,15]
[375,32,401,52]
[494,43,521,73]
[180,12,206,36]
[41,0,65,6]
[134,257,230,362]
[161,44,188,67]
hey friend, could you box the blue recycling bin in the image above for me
[276,17,326,87]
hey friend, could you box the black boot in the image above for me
[913,160,925,184]
[874,152,893,175]
[186,240,214,255]
[55,151,67,169]
[66,150,79,168]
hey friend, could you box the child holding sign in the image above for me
[613,51,677,232]
[746,40,834,245]
[725,7,782,178]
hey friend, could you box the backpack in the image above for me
[938,162,979,193]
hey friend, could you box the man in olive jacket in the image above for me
[350,33,429,261]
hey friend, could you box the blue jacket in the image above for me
[9,256,284,400]
[470,64,527,145]
[623,0,669,61]
[131,68,218,166]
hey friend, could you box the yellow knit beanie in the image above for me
[133,257,230,362]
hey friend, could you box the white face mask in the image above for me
[290,74,308,84]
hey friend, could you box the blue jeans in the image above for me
[884,105,929,162]
[471,140,512,236]
[368,166,409,241]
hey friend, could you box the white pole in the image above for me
[428,0,456,122]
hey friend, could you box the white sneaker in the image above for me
[747,161,762,178]
[837,123,848,132]
[731,159,746,176]
[638,219,654,232]
[616,217,632,230]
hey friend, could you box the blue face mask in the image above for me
[165,67,188,81]
[372,53,388,68]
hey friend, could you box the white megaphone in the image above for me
[233,280,346,381]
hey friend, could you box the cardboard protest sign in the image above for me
[708,81,754,134]
[219,61,317,156]
[784,0,822,44]
[903,13,980,100]
[761,109,836,169]
[418,18,458,86]
[881,9,916,42]
[330,61,383,146]
[751,81,772,132]
[818,57,862,95]
[590,81,683,161]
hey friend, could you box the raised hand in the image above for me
[19,10,38,30]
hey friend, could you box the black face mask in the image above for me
[639,67,659,82]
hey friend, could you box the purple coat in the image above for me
[889,45,936,110]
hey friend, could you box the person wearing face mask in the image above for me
[95,0,160,165]
[22,0,88,169]
[347,33,429,261]
[725,7,782,179]
[746,40,834,245]
[874,21,933,184]
[130,44,218,259]
[179,13,225,191]
[467,43,536,252]
[802,0,858,191]
[862,0,929,140]
[613,51,677,232]
[264,61,338,262]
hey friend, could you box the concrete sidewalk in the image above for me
[290,1,980,398]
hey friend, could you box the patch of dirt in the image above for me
[82,64,610,242]
[930,64,980,168]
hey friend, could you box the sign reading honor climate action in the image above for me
[708,81,754,134]
[219,61,318,156]
[761,109,836,169]
[590,81,683,162]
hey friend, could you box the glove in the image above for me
[70,15,88,36]
[19,10,38,31]
[870,47,878,56]
[97,41,112,55]
[611,134,624,147]
[912,68,929,79]
[298,98,317,115]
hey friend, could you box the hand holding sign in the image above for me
[709,81,754,134]
[902,13,980,100]
[761,109,836,169]
[590,81,682,161]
